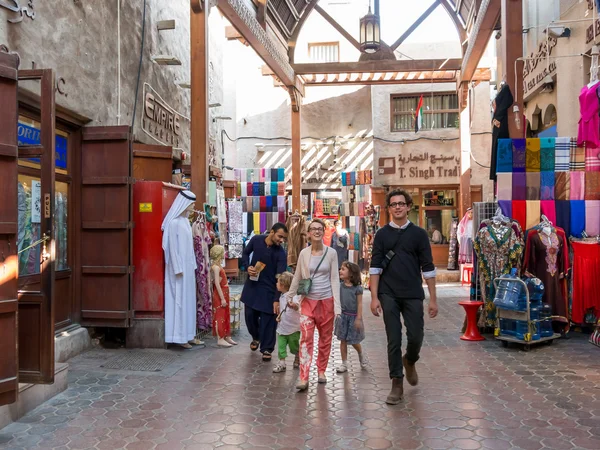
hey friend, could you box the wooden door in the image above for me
[80,126,133,327]
[17,69,56,384]
[0,52,19,406]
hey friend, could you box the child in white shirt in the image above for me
[273,272,301,373]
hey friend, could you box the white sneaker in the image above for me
[273,362,286,373]
[358,353,368,369]
[336,363,348,373]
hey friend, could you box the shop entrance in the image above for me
[390,185,460,267]
[0,53,57,406]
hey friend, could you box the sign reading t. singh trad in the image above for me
[142,83,186,147]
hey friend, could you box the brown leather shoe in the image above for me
[385,378,403,405]
[403,355,418,386]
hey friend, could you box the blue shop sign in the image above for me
[17,122,68,169]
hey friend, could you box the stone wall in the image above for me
[0,1,228,161]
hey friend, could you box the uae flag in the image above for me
[414,95,424,133]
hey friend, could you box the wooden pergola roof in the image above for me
[298,68,491,86]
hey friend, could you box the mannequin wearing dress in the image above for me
[211,245,237,347]
[162,191,199,349]
[490,83,514,180]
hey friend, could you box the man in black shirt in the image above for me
[369,189,438,405]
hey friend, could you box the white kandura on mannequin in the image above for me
[162,190,201,349]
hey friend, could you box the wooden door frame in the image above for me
[17,68,56,384]
[0,50,20,406]
[16,99,86,330]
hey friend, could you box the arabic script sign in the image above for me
[142,83,185,148]
[1,0,35,23]
[522,36,557,98]
[378,152,460,181]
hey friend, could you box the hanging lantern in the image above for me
[359,1,380,54]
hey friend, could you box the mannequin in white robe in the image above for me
[162,190,197,348]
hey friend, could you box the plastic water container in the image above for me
[515,319,541,341]
[540,304,553,337]
[493,269,521,310]
[525,277,545,303]
[499,318,516,336]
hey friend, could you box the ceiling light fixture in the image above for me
[359,0,380,54]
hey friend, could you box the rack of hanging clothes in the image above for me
[286,210,307,271]
[569,235,600,327]
[473,207,524,328]
[192,210,213,335]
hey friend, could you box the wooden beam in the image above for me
[291,98,301,213]
[191,1,209,203]
[225,25,243,40]
[461,0,501,83]
[501,0,523,138]
[314,4,361,51]
[293,58,462,74]
[391,1,440,51]
[217,0,296,86]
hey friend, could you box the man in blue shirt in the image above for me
[241,223,288,361]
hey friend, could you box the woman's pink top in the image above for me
[578,83,600,148]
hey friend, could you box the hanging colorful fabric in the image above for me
[585,146,600,172]
[570,138,586,171]
[540,171,555,200]
[525,138,541,172]
[554,137,570,171]
[496,139,513,173]
[512,139,526,172]
[539,137,555,171]
[554,172,570,201]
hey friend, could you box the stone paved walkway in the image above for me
[1,284,600,450]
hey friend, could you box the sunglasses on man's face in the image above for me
[389,201,407,209]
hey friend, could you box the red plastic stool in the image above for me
[461,264,473,286]
[459,301,485,341]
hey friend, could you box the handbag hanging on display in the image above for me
[297,248,328,295]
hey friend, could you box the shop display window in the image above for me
[16,115,71,277]
[17,176,69,275]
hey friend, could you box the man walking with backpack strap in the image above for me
[369,189,438,405]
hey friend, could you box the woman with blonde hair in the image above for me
[287,218,341,390]
[210,245,236,347]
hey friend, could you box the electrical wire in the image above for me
[222,129,491,145]
[131,0,147,129]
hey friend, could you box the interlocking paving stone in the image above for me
[1,285,600,449]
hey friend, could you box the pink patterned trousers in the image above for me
[299,297,334,382]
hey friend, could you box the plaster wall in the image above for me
[0,1,228,161]
[469,81,494,202]
[522,0,594,138]
[371,83,460,187]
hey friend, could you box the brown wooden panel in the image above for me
[17,293,43,373]
[18,68,56,385]
[80,126,132,327]
[82,177,130,185]
[54,276,73,331]
[17,145,44,158]
[133,142,172,182]
[82,266,128,274]
[0,51,19,407]
[0,142,17,157]
[0,222,18,234]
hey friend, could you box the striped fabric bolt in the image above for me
[554,137,570,171]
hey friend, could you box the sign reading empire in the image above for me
[142,83,184,147]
